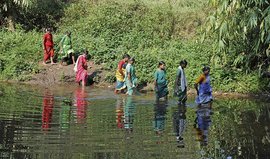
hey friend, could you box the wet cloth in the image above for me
[43,33,54,61]
[154,69,169,99]
[115,60,126,90]
[174,66,187,104]
[195,74,213,104]
[60,35,74,58]
[75,55,88,84]
[125,63,137,95]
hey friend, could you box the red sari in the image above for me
[43,32,54,61]
[75,88,88,124]
[42,90,54,130]
[75,55,88,84]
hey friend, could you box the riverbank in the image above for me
[1,61,269,102]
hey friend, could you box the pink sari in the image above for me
[75,55,88,83]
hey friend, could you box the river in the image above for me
[0,83,269,159]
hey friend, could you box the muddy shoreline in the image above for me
[1,62,269,101]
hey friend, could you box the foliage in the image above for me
[205,0,270,72]
[0,29,41,81]
[0,0,269,93]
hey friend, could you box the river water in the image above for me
[0,83,269,159]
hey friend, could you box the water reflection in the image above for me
[115,96,124,129]
[153,100,168,136]
[74,87,88,124]
[172,104,187,148]
[60,98,72,132]
[194,103,212,146]
[42,89,54,130]
[124,96,135,134]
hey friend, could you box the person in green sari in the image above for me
[154,61,169,101]
[125,57,137,96]
[174,60,188,105]
[59,31,75,65]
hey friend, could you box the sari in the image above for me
[75,55,88,84]
[43,32,54,61]
[60,35,74,58]
[154,69,169,99]
[115,60,126,91]
[174,66,187,104]
[195,74,213,104]
[125,63,137,95]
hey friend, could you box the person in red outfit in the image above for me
[43,28,56,65]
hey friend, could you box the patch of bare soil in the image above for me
[25,61,105,87]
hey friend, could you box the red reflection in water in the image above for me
[74,87,88,124]
[116,97,124,129]
[42,89,54,130]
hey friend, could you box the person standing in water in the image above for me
[154,61,169,101]
[125,57,137,96]
[115,54,130,94]
[174,60,188,105]
[43,28,56,65]
[59,31,75,65]
[74,50,89,87]
[194,66,213,108]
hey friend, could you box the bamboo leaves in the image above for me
[205,0,270,70]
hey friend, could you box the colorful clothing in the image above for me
[115,60,126,91]
[60,35,74,58]
[75,55,88,84]
[42,90,54,130]
[154,69,169,99]
[195,74,213,104]
[43,33,54,61]
[75,88,88,124]
[153,101,168,133]
[125,63,137,95]
[124,96,135,130]
[174,66,187,104]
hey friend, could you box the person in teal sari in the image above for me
[154,61,169,101]
[59,31,75,65]
[125,57,137,95]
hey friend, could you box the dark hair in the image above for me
[180,60,188,66]
[129,57,135,62]
[123,54,130,59]
[202,66,210,72]
[158,61,166,67]
[46,28,52,32]
[83,49,89,55]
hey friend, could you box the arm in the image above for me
[174,69,181,89]
[194,75,203,95]
[118,62,124,76]
[43,34,46,51]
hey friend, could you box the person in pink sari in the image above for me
[74,50,89,86]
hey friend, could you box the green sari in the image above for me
[154,69,169,99]
[125,63,137,95]
[60,35,74,58]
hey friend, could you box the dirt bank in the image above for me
[7,61,269,101]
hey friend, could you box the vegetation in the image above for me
[0,0,269,93]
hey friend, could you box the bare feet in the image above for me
[51,62,57,65]
[43,61,47,65]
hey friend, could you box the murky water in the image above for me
[0,83,269,159]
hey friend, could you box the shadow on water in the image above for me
[0,83,269,158]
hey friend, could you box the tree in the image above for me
[205,0,270,72]
[0,0,33,31]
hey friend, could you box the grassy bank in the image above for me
[0,0,269,93]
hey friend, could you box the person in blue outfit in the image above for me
[194,66,213,109]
